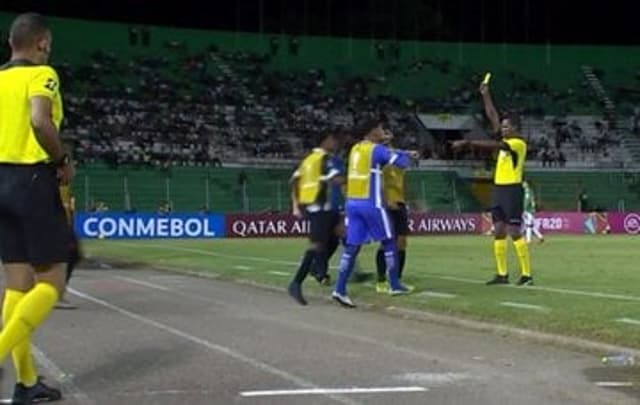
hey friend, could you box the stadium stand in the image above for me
[1,12,639,213]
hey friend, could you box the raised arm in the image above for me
[480,83,500,133]
[451,139,503,152]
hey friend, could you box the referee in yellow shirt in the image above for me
[452,82,532,286]
[0,13,73,402]
[375,128,411,293]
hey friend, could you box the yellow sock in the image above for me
[0,283,58,364]
[513,237,531,277]
[2,289,38,386]
[493,239,508,276]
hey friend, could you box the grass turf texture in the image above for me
[84,235,640,348]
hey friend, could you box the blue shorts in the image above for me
[345,203,394,245]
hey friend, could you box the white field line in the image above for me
[268,271,290,277]
[419,291,457,299]
[32,345,95,404]
[500,302,548,312]
[594,381,634,388]
[240,386,427,397]
[113,275,170,291]
[116,243,640,303]
[67,287,359,405]
[615,318,640,326]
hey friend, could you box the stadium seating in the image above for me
[2,12,639,213]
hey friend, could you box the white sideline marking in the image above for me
[500,302,548,311]
[268,271,290,277]
[616,318,640,326]
[595,381,634,388]
[394,372,470,385]
[234,265,252,271]
[114,275,170,291]
[436,276,483,285]
[120,243,640,303]
[420,291,457,299]
[31,345,95,404]
[67,287,358,405]
[240,386,427,397]
[435,274,640,302]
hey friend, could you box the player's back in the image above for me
[0,61,63,164]
[346,141,383,207]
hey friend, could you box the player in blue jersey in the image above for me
[332,119,418,307]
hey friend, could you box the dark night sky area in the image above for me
[1,0,639,45]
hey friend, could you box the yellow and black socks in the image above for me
[2,289,38,386]
[493,239,508,276]
[0,283,59,364]
[513,237,531,277]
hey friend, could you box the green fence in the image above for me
[73,165,640,213]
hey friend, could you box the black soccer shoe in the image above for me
[516,275,534,286]
[486,275,509,285]
[287,282,308,306]
[13,377,62,405]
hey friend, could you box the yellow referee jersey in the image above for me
[494,137,527,185]
[383,164,405,207]
[0,60,64,164]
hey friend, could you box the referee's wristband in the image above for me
[53,153,70,167]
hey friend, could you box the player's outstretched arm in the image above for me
[451,139,502,151]
[480,84,500,133]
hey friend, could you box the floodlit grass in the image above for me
[84,235,640,348]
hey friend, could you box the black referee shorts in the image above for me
[388,203,409,237]
[0,163,71,266]
[305,210,341,245]
[489,184,524,226]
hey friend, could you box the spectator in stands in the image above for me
[270,36,279,55]
[577,187,589,212]
[558,150,566,167]
[288,36,300,55]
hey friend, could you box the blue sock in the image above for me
[334,244,360,295]
[382,239,401,290]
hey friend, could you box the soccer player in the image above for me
[55,182,81,309]
[288,131,342,305]
[522,180,544,244]
[452,82,532,286]
[332,119,418,308]
[0,13,72,402]
[375,128,411,293]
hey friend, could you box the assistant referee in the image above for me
[0,13,74,403]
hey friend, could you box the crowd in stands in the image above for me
[55,41,634,168]
[61,49,421,167]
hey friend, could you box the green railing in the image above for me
[73,165,640,213]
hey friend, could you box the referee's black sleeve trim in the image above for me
[500,141,519,167]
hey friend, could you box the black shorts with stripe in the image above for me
[489,184,524,226]
[388,203,409,237]
[0,163,71,265]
